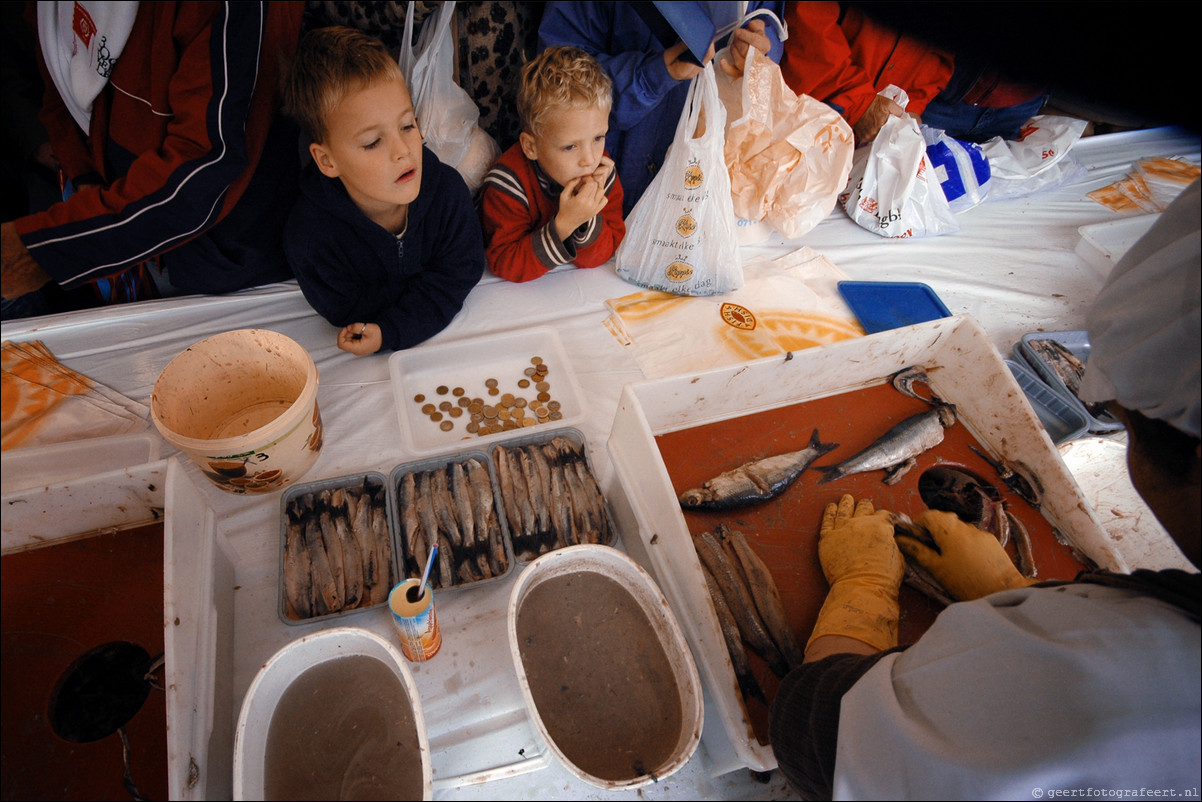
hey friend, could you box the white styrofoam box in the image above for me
[1075,213,1157,278]
[507,545,703,790]
[0,431,160,495]
[233,627,432,801]
[389,326,586,455]
[607,314,1117,773]
[1,437,168,552]
[164,458,237,801]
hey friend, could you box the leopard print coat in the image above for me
[303,1,543,151]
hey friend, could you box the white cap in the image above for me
[1079,178,1200,438]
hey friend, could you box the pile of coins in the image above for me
[413,356,564,439]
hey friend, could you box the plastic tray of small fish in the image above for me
[488,427,618,563]
[390,450,514,592]
[279,472,399,625]
[1014,330,1124,433]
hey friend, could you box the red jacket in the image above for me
[479,143,625,283]
[780,3,952,126]
[15,2,301,292]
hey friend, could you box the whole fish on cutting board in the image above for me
[678,429,838,511]
[816,404,956,485]
[716,525,805,669]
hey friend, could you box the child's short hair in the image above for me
[517,46,613,137]
[284,26,405,144]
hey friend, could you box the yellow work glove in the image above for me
[896,509,1038,602]
[807,495,905,653]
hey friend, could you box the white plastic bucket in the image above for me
[233,627,432,800]
[507,545,703,790]
[150,329,322,494]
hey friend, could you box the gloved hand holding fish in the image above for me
[808,494,905,654]
[894,509,1039,602]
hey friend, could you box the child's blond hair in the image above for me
[284,26,405,144]
[517,46,613,137]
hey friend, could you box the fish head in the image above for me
[936,404,957,427]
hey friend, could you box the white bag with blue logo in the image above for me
[922,126,991,212]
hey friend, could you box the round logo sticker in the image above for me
[666,261,694,282]
[675,213,697,238]
[684,164,703,189]
[720,302,757,330]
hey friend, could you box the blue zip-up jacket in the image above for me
[538,1,785,216]
[284,146,485,352]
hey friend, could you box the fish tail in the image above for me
[739,670,768,706]
[815,464,843,484]
[808,428,839,457]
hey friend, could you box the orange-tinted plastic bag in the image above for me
[717,45,853,240]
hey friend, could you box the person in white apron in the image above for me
[770,179,1201,800]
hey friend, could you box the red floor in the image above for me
[2,524,168,801]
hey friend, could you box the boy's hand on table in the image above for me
[555,176,608,241]
[337,322,381,356]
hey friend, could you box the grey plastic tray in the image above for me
[389,450,515,593]
[1004,359,1090,444]
[1014,330,1125,433]
[488,427,619,562]
[278,471,398,625]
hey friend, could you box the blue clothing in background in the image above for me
[921,92,1047,144]
[539,1,785,216]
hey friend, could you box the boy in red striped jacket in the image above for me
[479,46,624,283]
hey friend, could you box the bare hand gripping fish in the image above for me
[678,429,838,511]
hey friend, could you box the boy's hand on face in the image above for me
[337,322,382,356]
[555,176,608,241]
[592,155,615,186]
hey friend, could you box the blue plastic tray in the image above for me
[1004,359,1090,444]
[837,281,952,334]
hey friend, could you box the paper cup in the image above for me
[389,579,442,662]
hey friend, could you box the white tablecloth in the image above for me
[2,126,1198,800]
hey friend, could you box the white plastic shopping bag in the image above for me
[978,115,1088,200]
[616,63,743,296]
[400,1,499,193]
[839,86,959,238]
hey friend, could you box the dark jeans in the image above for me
[921,92,1048,143]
